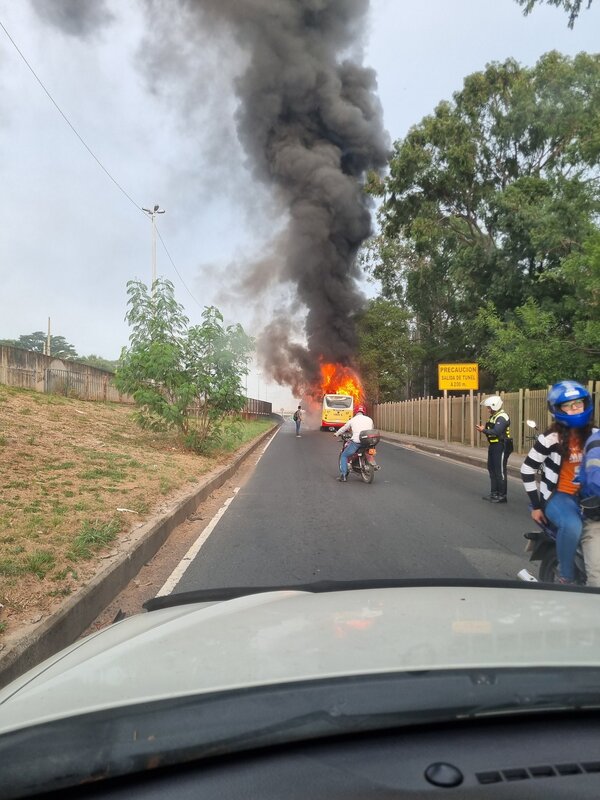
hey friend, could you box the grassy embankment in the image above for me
[0,385,273,636]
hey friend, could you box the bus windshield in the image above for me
[324,395,353,409]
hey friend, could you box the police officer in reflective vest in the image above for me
[476,395,514,503]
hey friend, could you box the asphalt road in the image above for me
[172,422,533,593]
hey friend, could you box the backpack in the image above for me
[293,411,299,422]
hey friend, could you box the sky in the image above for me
[0,0,598,411]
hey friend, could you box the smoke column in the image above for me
[30,0,114,37]
[185,0,389,394]
[29,0,389,395]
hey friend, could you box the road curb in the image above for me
[0,423,280,690]
[379,435,523,479]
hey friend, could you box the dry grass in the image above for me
[0,386,272,638]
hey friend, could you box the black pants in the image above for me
[487,439,514,497]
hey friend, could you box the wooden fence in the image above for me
[374,382,600,454]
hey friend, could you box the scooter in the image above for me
[338,430,380,484]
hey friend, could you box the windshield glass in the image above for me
[324,395,353,409]
[1,2,600,793]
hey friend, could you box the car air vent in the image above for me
[476,762,600,785]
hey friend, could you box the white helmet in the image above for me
[481,395,503,412]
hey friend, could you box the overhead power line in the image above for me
[155,227,203,309]
[0,18,143,215]
[0,17,205,311]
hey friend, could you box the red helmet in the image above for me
[356,403,367,414]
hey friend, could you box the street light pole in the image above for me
[142,204,165,290]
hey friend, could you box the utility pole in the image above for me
[46,317,51,357]
[142,204,165,290]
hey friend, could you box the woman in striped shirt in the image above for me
[521,381,595,584]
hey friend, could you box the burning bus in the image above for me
[317,363,364,432]
[321,393,354,431]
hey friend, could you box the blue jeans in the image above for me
[545,491,582,581]
[340,440,360,476]
[295,419,301,435]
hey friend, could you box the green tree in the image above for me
[356,298,423,402]
[516,0,594,27]
[47,336,78,360]
[14,332,47,352]
[78,355,119,372]
[115,279,253,453]
[362,236,471,396]
[0,331,78,359]
[473,298,591,389]
[560,229,600,375]
[368,51,600,392]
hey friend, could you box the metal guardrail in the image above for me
[242,397,272,417]
[374,382,600,454]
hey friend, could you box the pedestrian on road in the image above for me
[476,395,513,503]
[294,405,303,437]
[521,381,595,585]
[578,425,600,586]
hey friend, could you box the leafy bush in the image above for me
[115,279,253,453]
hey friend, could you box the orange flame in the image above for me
[318,362,364,404]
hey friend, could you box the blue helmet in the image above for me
[547,381,593,428]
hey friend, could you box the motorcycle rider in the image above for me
[521,381,595,584]
[476,395,513,503]
[334,403,374,482]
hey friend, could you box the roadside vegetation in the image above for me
[0,385,273,639]
[115,279,254,454]
[358,50,600,400]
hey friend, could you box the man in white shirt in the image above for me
[334,404,374,482]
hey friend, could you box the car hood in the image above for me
[1,584,600,735]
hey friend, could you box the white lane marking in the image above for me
[156,429,280,597]
[156,488,240,597]
[255,427,279,464]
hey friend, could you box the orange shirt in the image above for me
[557,432,583,495]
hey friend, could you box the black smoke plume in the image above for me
[30,0,114,37]
[182,0,389,392]
[31,0,389,395]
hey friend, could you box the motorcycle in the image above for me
[522,514,587,585]
[338,429,380,484]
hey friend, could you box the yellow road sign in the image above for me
[438,363,479,391]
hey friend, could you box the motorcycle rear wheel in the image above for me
[539,553,586,585]
[538,553,559,583]
[360,460,374,484]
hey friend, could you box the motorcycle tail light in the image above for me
[368,448,376,455]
